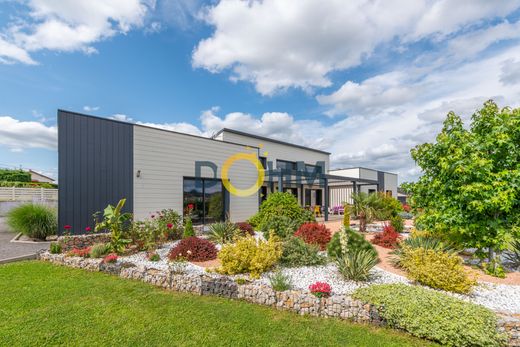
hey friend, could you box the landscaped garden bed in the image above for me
[44,192,520,346]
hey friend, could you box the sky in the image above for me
[1,0,520,183]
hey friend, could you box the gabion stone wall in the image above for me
[37,251,519,346]
[57,233,110,252]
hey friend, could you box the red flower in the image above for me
[309,281,331,298]
[85,227,91,232]
[167,223,173,229]
[187,203,194,210]
[64,225,72,230]
[103,253,118,263]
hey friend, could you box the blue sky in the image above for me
[1,0,520,182]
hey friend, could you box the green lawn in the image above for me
[0,262,434,346]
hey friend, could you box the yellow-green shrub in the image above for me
[400,246,476,294]
[217,235,282,278]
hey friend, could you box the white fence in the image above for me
[0,187,58,202]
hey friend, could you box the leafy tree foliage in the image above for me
[411,101,520,260]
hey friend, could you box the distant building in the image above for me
[28,170,55,183]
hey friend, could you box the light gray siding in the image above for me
[383,172,398,197]
[219,131,330,171]
[133,126,259,222]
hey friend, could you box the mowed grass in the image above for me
[0,262,434,346]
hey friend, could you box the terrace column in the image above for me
[278,170,283,192]
[324,177,329,221]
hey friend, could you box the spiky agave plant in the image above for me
[336,249,378,281]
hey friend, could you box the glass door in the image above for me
[183,178,224,225]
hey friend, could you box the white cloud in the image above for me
[317,72,417,116]
[0,116,57,151]
[83,105,100,112]
[500,59,520,85]
[193,0,520,95]
[0,0,153,64]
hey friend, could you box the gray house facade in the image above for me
[58,110,397,234]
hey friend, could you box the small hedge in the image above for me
[168,237,217,262]
[353,284,506,347]
[294,222,331,250]
[280,236,326,267]
[400,247,476,294]
[0,181,57,188]
[260,215,298,239]
[217,235,282,278]
[249,192,314,228]
[7,203,57,239]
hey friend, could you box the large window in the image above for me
[277,159,297,171]
[305,164,323,174]
[183,178,224,225]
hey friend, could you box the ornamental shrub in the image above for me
[168,237,217,262]
[155,209,182,240]
[217,235,282,278]
[103,253,118,263]
[260,215,299,239]
[392,235,456,267]
[7,203,57,240]
[49,242,61,254]
[249,192,314,228]
[280,236,326,267]
[389,214,404,233]
[235,222,255,236]
[376,192,403,220]
[68,247,91,258]
[89,243,110,258]
[399,247,476,294]
[353,283,506,347]
[183,216,195,238]
[327,228,377,259]
[371,224,401,249]
[398,211,413,220]
[294,222,332,250]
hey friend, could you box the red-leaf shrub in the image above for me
[309,281,331,298]
[402,204,411,212]
[168,236,217,262]
[69,247,91,257]
[371,224,401,249]
[294,223,331,250]
[236,222,254,236]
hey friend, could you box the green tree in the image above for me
[411,100,520,268]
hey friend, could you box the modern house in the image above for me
[58,110,398,234]
[27,169,55,183]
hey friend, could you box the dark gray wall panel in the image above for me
[58,110,133,235]
[377,171,385,192]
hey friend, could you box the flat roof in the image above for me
[213,128,331,155]
[329,166,398,176]
[57,110,259,150]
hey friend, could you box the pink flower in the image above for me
[167,223,173,229]
[64,225,72,230]
[85,227,91,232]
[309,281,331,298]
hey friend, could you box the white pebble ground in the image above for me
[120,241,520,314]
